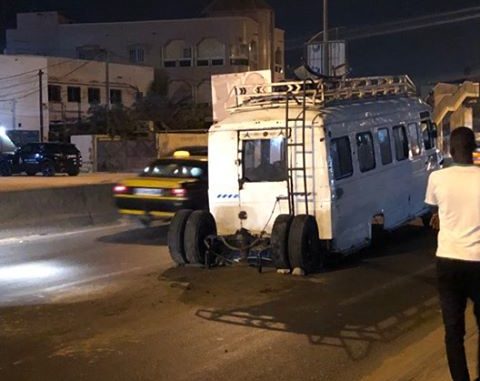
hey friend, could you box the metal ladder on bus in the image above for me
[284,81,315,216]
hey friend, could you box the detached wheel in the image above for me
[41,161,55,177]
[167,209,193,265]
[0,161,12,176]
[184,210,217,265]
[288,215,321,274]
[271,214,293,269]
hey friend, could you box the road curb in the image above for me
[0,184,119,236]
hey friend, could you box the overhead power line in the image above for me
[306,5,480,45]
[0,57,82,82]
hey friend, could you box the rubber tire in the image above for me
[26,169,37,176]
[167,209,193,265]
[184,210,217,265]
[41,161,55,177]
[288,215,321,274]
[0,161,12,177]
[68,169,80,176]
[271,214,293,269]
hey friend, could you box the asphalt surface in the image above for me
[0,222,456,381]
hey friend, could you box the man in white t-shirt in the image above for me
[425,127,480,381]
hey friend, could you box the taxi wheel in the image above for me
[184,211,217,265]
[167,209,193,265]
[288,215,321,275]
[271,214,293,270]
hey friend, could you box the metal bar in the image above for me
[302,79,309,215]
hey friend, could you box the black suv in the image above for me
[0,142,82,177]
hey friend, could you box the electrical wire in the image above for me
[0,57,84,82]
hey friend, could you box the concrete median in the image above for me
[0,183,119,237]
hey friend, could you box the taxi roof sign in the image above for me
[173,150,191,158]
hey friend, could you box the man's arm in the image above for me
[425,173,440,230]
[427,205,439,230]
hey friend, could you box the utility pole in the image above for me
[323,0,329,76]
[105,50,110,110]
[38,69,44,142]
[104,49,110,133]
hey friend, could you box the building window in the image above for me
[196,38,226,67]
[48,85,61,102]
[179,60,192,67]
[67,86,81,103]
[330,136,353,180]
[88,87,101,104]
[129,47,145,63]
[110,89,122,105]
[230,58,248,66]
[230,43,249,66]
[407,123,422,156]
[164,40,192,68]
[393,125,409,161]
[377,128,393,165]
[356,132,376,172]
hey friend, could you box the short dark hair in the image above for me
[450,127,476,156]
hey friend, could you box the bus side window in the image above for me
[377,128,393,165]
[420,120,435,150]
[393,125,409,161]
[356,132,376,172]
[330,136,353,180]
[407,123,422,156]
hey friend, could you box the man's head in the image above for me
[450,127,477,164]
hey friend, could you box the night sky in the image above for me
[1,0,480,84]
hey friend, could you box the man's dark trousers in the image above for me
[437,257,480,381]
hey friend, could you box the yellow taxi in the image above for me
[113,148,208,225]
[474,148,480,165]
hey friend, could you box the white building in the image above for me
[5,1,285,104]
[0,55,48,142]
[0,54,154,142]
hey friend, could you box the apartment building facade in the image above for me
[0,54,154,142]
[5,2,285,104]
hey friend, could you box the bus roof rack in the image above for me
[231,75,417,109]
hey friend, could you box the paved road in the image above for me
[0,222,455,381]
